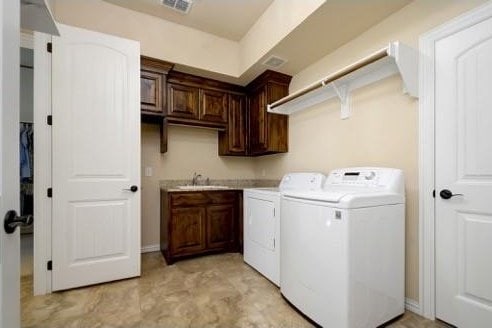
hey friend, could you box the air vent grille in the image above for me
[161,0,193,14]
[262,55,287,68]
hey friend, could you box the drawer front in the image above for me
[171,191,238,207]
[171,192,209,207]
[207,191,237,204]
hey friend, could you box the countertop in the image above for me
[160,179,279,192]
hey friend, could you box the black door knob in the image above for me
[123,185,138,192]
[4,210,33,234]
[440,189,463,200]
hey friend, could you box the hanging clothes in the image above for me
[20,123,34,219]
[20,123,32,178]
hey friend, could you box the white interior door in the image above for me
[52,24,140,291]
[1,0,21,326]
[435,14,492,327]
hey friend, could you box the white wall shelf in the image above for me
[267,41,418,119]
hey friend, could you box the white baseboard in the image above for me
[405,297,422,315]
[141,244,160,254]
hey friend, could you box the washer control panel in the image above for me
[325,167,404,193]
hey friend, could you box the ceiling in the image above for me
[103,0,274,41]
[171,0,413,85]
[94,0,413,85]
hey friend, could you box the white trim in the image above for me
[418,0,492,320]
[20,32,34,49]
[33,32,52,295]
[141,244,160,254]
[405,298,422,315]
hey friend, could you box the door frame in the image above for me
[32,31,53,295]
[418,0,492,320]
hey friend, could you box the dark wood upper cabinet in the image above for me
[199,89,228,123]
[246,70,291,156]
[140,58,291,157]
[167,83,199,119]
[140,56,174,118]
[218,94,247,156]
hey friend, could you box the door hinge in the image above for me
[432,189,435,198]
[47,42,52,53]
[47,188,52,198]
[47,260,52,271]
[47,115,52,126]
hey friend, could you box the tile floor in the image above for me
[22,252,450,328]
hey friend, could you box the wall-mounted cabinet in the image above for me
[139,56,292,156]
[167,82,199,119]
[140,56,174,119]
[165,71,240,129]
[218,94,248,156]
[246,70,291,156]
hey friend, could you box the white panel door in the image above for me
[52,24,140,291]
[1,0,21,326]
[435,15,492,327]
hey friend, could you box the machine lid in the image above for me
[282,190,348,203]
[282,189,404,208]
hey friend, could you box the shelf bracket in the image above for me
[330,81,351,119]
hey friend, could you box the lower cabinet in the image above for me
[160,190,241,264]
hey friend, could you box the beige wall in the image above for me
[50,0,488,303]
[141,124,256,248]
[255,0,488,302]
[49,0,240,76]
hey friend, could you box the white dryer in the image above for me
[280,167,405,328]
[243,172,325,286]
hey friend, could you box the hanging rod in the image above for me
[270,48,388,110]
[267,41,418,116]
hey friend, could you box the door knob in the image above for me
[4,210,33,234]
[123,185,138,192]
[439,189,463,200]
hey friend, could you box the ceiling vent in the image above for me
[161,0,193,14]
[262,55,287,69]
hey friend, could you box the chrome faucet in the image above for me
[192,172,202,186]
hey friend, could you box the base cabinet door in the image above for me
[207,204,235,250]
[161,190,240,264]
[170,207,206,255]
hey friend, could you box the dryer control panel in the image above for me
[279,172,325,192]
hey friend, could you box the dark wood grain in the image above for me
[160,190,241,264]
[167,83,200,119]
[218,94,247,155]
[246,70,291,156]
[199,89,228,123]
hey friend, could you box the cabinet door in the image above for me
[266,82,289,153]
[167,83,199,119]
[199,89,228,123]
[141,70,163,114]
[249,87,268,154]
[170,207,206,255]
[227,94,246,153]
[206,204,235,250]
[219,94,247,155]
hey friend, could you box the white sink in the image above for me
[176,185,231,190]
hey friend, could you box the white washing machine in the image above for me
[280,167,405,328]
[243,172,325,286]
